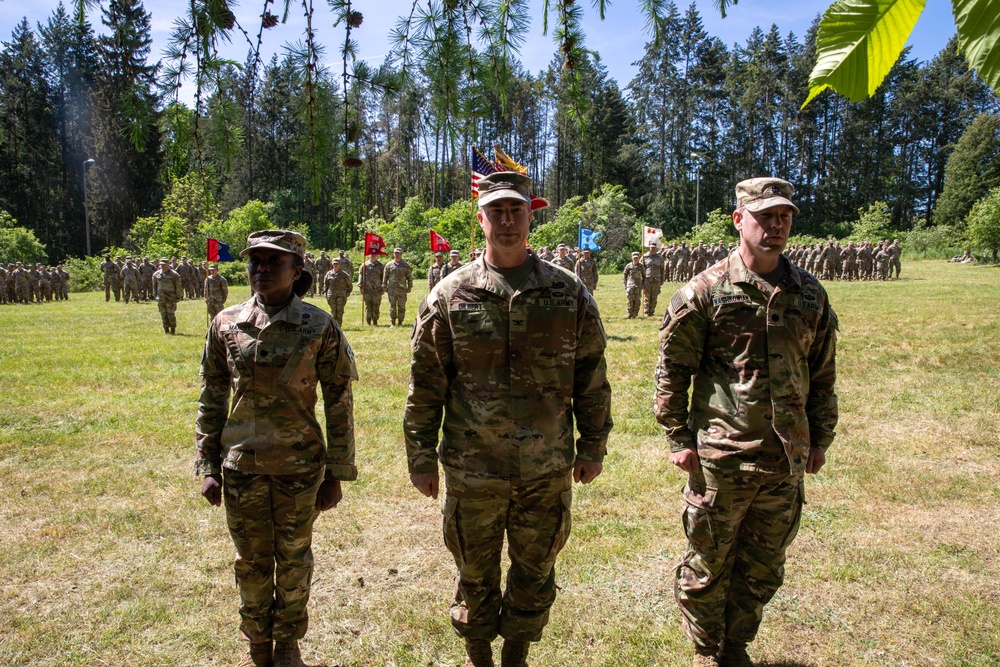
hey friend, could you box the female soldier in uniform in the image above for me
[196,230,359,667]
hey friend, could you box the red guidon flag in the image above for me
[364,232,386,256]
[430,229,451,252]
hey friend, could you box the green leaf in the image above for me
[803,0,926,108]
[953,0,1000,90]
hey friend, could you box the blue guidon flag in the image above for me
[207,238,235,262]
[579,228,602,251]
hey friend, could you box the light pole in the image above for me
[690,152,705,226]
[83,159,95,256]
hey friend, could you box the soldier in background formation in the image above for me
[204,264,229,321]
[337,250,354,281]
[323,257,353,324]
[101,254,121,302]
[575,248,599,293]
[641,243,666,316]
[1,262,70,304]
[382,248,414,328]
[304,252,318,297]
[785,239,902,281]
[122,258,141,304]
[316,252,333,291]
[549,244,576,272]
[358,252,385,326]
[153,258,183,334]
[427,252,447,290]
[442,249,463,278]
[623,251,644,319]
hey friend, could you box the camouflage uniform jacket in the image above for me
[427,262,447,290]
[152,268,183,303]
[195,295,358,478]
[642,252,666,282]
[622,262,644,288]
[338,256,354,281]
[382,259,413,292]
[100,260,119,280]
[316,257,333,280]
[404,254,613,480]
[575,258,599,287]
[550,255,575,272]
[442,261,464,278]
[358,259,384,292]
[324,269,353,298]
[654,251,838,474]
[122,265,140,286]
[205,274,229,302]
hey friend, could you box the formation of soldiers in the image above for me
[100,255,212,303]
[0,262,70,304]
[785,239,902,280]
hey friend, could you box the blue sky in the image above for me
[2,0,958,102]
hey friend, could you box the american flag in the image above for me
[471,146,498,197]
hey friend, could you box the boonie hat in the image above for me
[240,229,307,258]
[736,177,799,214]
[477,171,532,207]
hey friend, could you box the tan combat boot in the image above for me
[273,640,306,667]
[691,653,722,667]
[500,639,530,667]
[720,644,754,667]
[464,638,494,667]
[236,641,272,667]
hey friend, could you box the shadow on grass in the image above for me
[757,662,817,667]
[608,334,637,342]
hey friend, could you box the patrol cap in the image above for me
[477,171,532,207]
[435,251,444,257]
[240,229,307,259]
[394,247,403,253]
[450,250,460,256]
[332,257,341,264]
[632,252,640,258]
[159,258,170,264]
[209,263,218,270]
[735,177,799,214]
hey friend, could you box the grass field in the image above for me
[1,260,998,667]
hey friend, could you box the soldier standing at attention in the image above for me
[336,250,353,284]
[323,257,353,324]
[303,253,317,297]
[442,249,464,278]
[196,230,358,667]
[382,247,413,328]
[122,258,141,304]
[358,252,385,326]
[623,251,644,319]
[152,258,183,334]
[654,177,838,667]
[139,257,155,301]
[316,251,332,289]
[575,248,599,294]
[641,242,666,316]
[404,171,613,667]
[204,264,229,322]
[550,244,576,272]
[428,251,447,290]
[100,254,119,302]
[889,239,902,278]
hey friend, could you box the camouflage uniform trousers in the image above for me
[387,288,408,325]
[643,279,663,316]
[363,292,382,325]
[123,279,139,304]
[223,468,323,643]
[891,257,901,278]
[327,296,347,324]
[443,470,573,643]
[626,285,642,318]
[158,300,178,330]
[207,299,225,322]
[676,467,804,655]
[105,276,121,302]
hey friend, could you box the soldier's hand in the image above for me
[670,449,701,474]
[410,472,439,499]
[316,479,342,511]
[201,474,222,506]
[573,459,603,484]
[806,447,826,474]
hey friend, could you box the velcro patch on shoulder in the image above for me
[669,291,692,318]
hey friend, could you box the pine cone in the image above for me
[342,156,364,169]
[218,6,235,30]
[347,11,364,28]
[261,11,279,29]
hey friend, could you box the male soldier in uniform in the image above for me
[122,258,141,304]
[443,249,464,278]
[550,244,576,272]
[405,171,613,667]
[205,264,229,321]
[304,253,317,297]
[337,250,353,284]
[428,252,447,290]
[316,251,333,290]
[323,257,353,324]
[654,177,838,667]
[27,263,41,302]
[641,242,667,316]
[842,242,858,281]
[14,262,30,303]
[153,258,184,334]
[623,251,644,319]
[139,257,155,301]
[196,261,208,297]
[176,256,192,299]
[358,252,385,326]
[575,248,598,294]
[889,239,902,279]
[382,247,413,327]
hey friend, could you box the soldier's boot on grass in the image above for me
[500,639,530,667]
[237,641,272,667]
[273,640,306,667]
[163,326,170,334]
[170,327,176,335]
[719,644,754,667]
[691,653,722,667]
[464,638,494,667]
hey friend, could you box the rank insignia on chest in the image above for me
[767,310,785,327]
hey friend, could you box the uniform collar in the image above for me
[235,293,304,327]
[467,253,553,299]
[728,249,801,290]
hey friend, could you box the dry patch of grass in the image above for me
[1,260,998,666]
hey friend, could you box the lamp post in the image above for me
[83,159,95,256]
[690,152,704,226]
